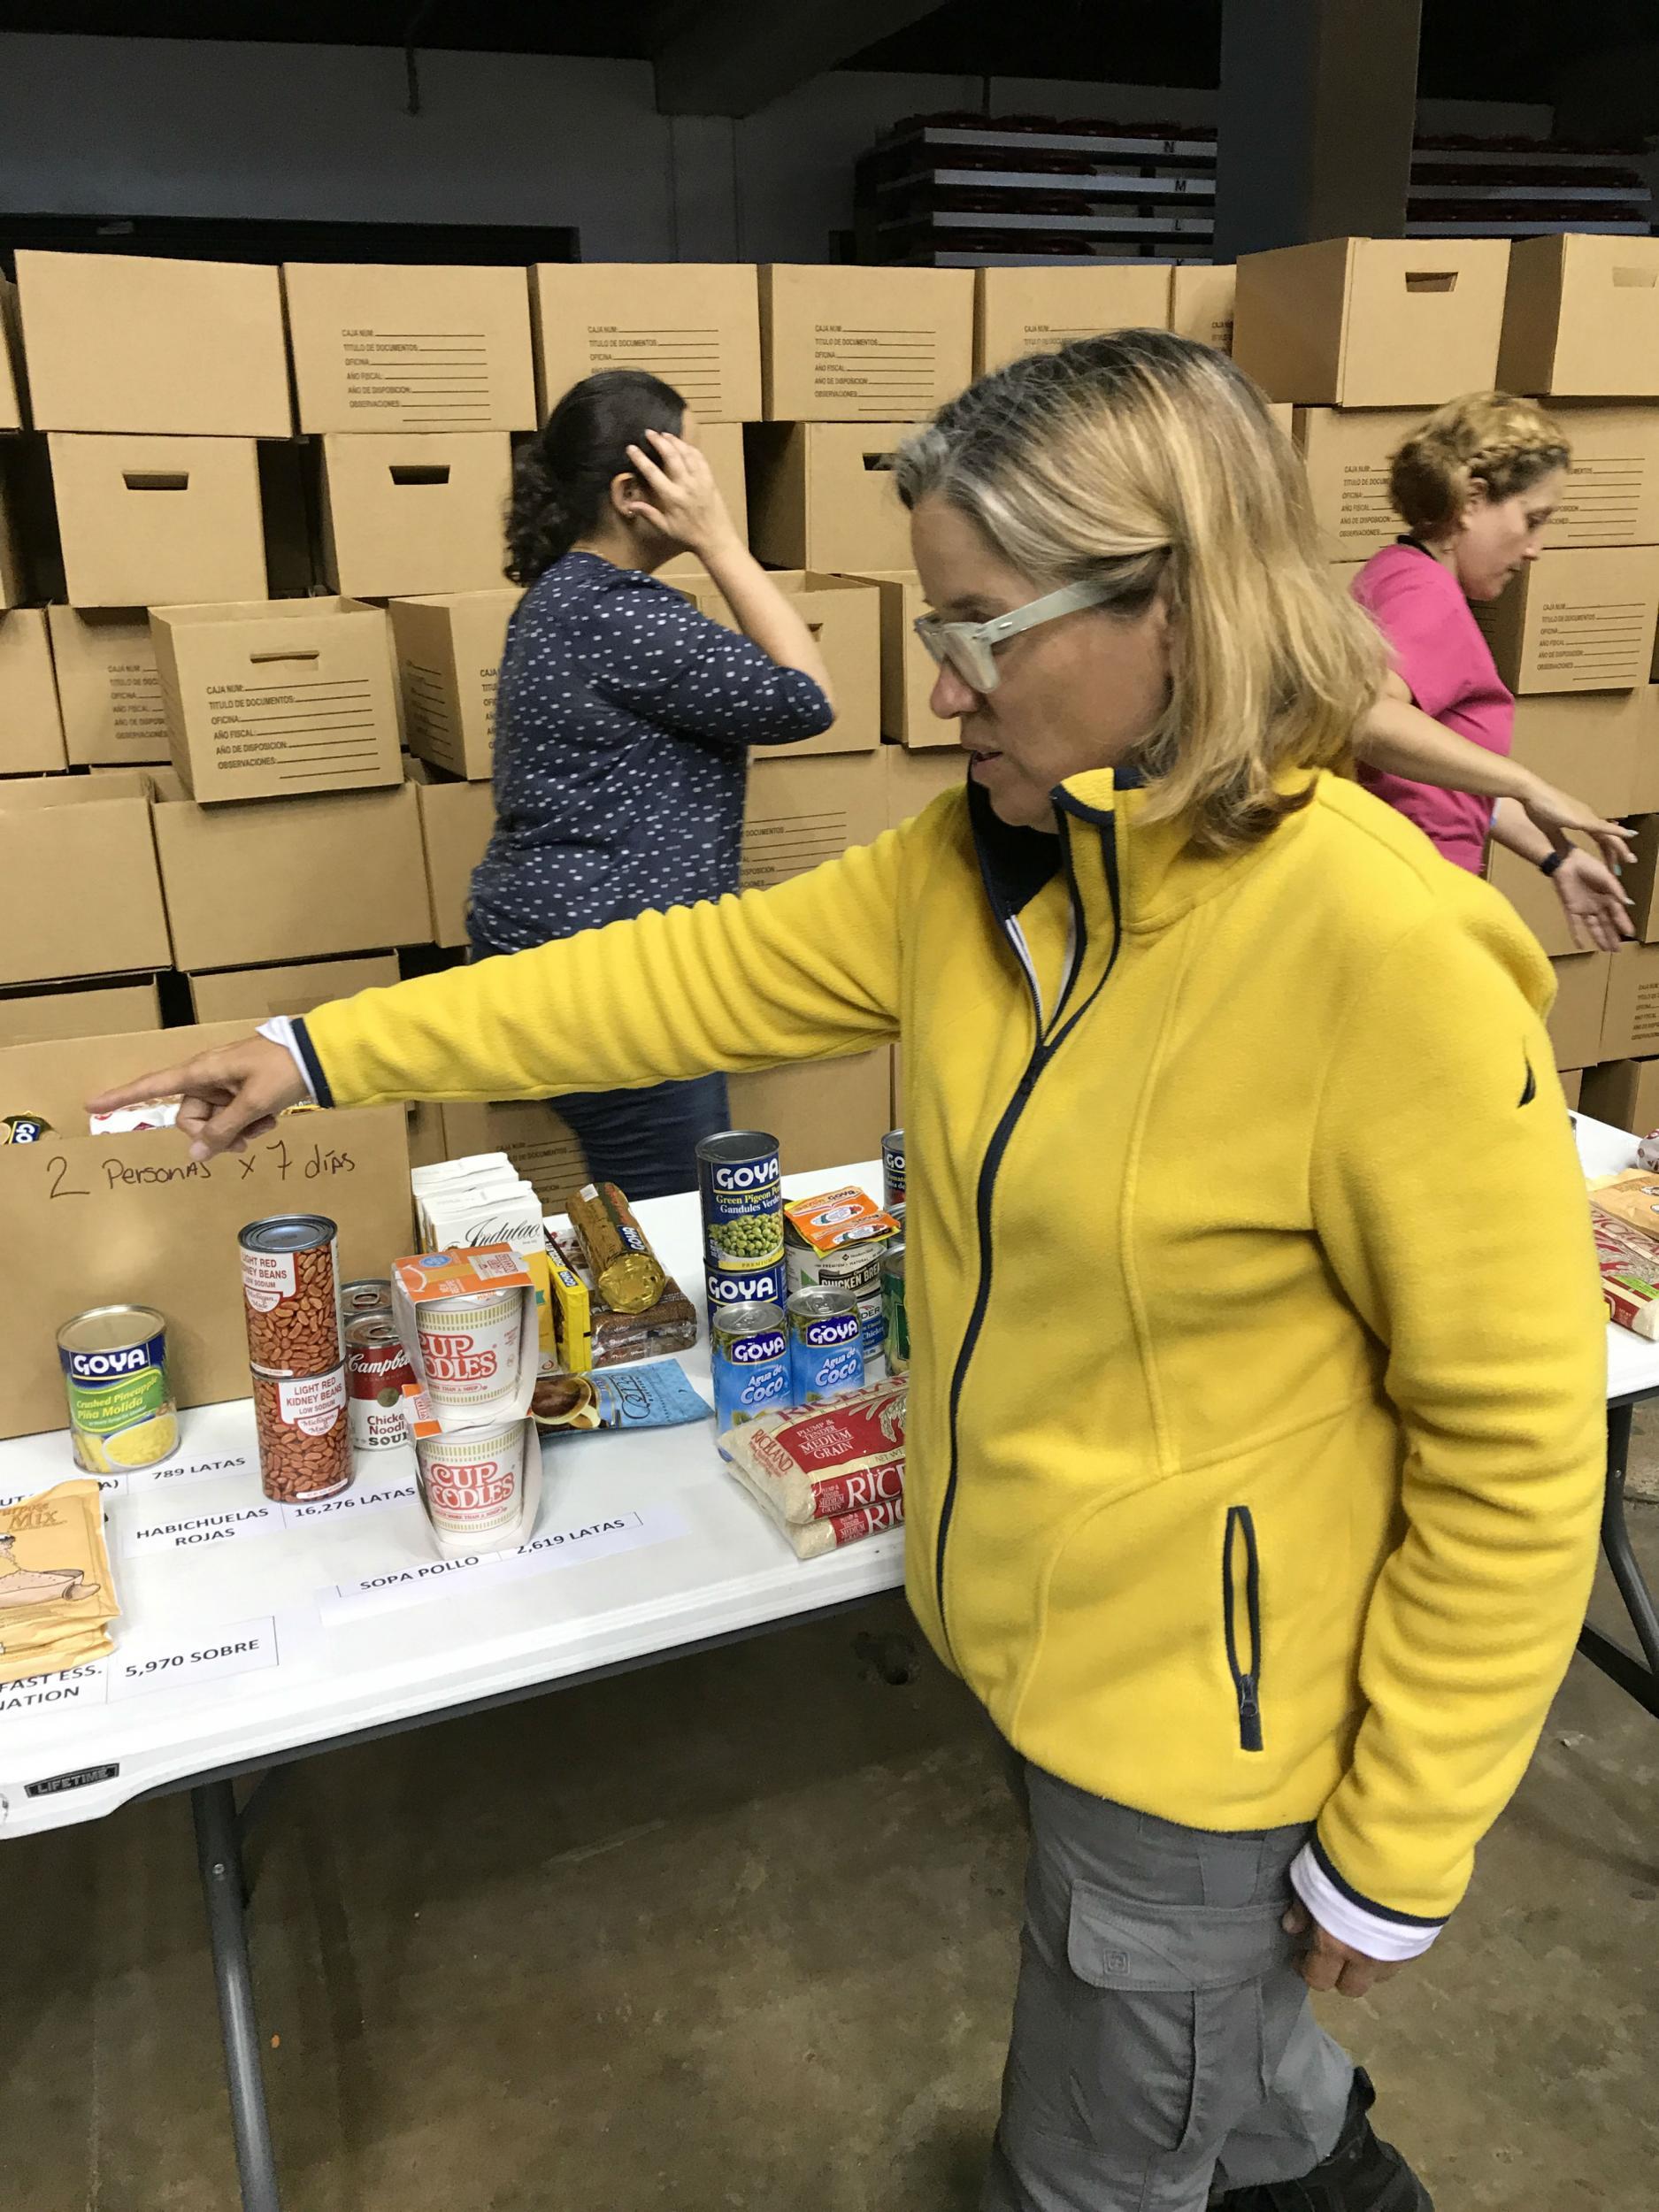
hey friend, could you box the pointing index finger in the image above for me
[86,1060,213,1116]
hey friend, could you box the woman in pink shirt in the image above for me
[1350,393,1632,951]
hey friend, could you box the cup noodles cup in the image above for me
[415,1418,533,1555]
[392,1246,537,1436]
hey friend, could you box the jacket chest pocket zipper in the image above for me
[1222,1506,1264,1754]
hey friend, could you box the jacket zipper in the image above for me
[933,806,1123,1654]
[1222,1505,1264,1752]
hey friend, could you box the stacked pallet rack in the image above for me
[857,116,1655,269]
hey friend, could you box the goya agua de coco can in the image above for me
[696,1129,786,1310]
[787,1287,864,1408]
[710,1300,789,1441]
[57,1304,179,1474]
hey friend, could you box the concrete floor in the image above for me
[8,1446,1659,2212]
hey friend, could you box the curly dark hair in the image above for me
[504,368,686,586]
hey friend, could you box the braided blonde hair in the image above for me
[1389,393,1570,539]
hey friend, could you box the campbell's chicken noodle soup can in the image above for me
[252,1364,351,1502]
[240,1214,344,1378]
[882,1130,905,1217]
[342,1277,393,1319]
[346,1317,416,1452]
[414,1287,524,1415]
[415,1419,530,1551]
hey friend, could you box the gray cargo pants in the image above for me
[981,1761,1355,2211]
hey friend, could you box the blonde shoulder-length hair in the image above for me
[895,330,1383,854]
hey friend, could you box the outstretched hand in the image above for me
[1523,780,1637,872]
[86,1036,308,1163]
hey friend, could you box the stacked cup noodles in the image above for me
[241,1214,353,1503]
[391,1246,541,1557]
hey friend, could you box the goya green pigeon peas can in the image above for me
[695,1130,786,1311]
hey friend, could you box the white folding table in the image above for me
[4,1133,1656,2212]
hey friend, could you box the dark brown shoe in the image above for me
[1216,2071,1433,2211]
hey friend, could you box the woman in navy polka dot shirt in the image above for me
[472,370,835,1197]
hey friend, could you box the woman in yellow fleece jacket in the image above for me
[96,334,1606,2212]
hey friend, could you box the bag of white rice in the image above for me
[720,1378,906,1524]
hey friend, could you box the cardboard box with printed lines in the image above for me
[1509,689,1648,821]
[761,265,973,424]
[974,265,1171,378]
[46,607,171,768]
[1234,237,1509,408]
[742,754,887,892]
[531,264,761,424]
[1601,947,1659,1061]
[658,422,749,582]
[886,741,966,828]
[153,596,403,804]
[284,262,537,434]
[1582,1057,1659,1133]
[1473,548,1659,695]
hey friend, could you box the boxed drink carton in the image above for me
[1170,265,1235,353]
[153,781,428,969]
[318,433,513,600]
[658,421,749,581]
[531,264,761,423]
[761,265,973,422]
[187,953,399,1021]
[390,1244,539,1440]
[412,772,495,945]
[1473,548,1659,695]
[1499,235,1659,400]
[283,262,537,433]
[1234,237,1510,406]
[975,265,1171,377]
[1550,949,1613,1065]
[15,250,291,436]
[672,568,879,757]
[0,609,67,774]
[46,434,266,608]
[389,588,520,781]
[0,978,161,1047]
[152,595,403,803]
[748,422,918,572]
[45,607,170,766]
[0,773,170,987]
[741,751,887,892]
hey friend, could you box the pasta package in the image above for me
[1591,1208,1659,1340]
[721,1377,906,1524]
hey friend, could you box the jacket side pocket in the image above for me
[1223,1505,1264,1753]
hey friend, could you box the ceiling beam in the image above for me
[652,0,943,117]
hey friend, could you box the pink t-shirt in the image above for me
[1352,541,1515,873]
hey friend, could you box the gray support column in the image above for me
[1215,0,1424,258]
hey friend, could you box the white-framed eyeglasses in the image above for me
[912,579,1118,695]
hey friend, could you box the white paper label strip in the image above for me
[109,1613,286,1701]
[128,1449,258,1494]
[280,1477,416,1531]
[121,1501,282,1558]
[0,1662,111,1715]
[318,1506,687,1624]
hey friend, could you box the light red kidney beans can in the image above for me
[251,1363,352,1502]
[346,1316,416,1452]
[240,1214,344,1378]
